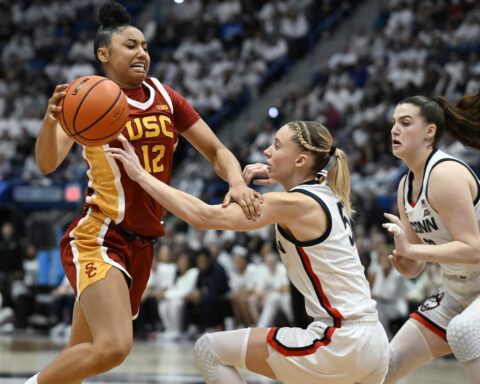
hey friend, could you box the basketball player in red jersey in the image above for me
[28,2,260,384]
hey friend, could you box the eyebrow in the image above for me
[125,38,147,45]
[392,114,413,121]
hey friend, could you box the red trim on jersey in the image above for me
[410,312,447,340]
[297,246,344,327]
[267,327,334,357]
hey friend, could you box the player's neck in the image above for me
[405,148,433,178]
[282,174,315,191]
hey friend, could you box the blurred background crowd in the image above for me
[0,0,479,344]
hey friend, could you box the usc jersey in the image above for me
[82,77,199,237]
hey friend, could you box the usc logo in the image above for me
[125,115,174,141]
[124,115,176,174]
[85,262,97,278]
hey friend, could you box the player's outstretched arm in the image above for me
[106,135,298,232]
[36,84,74,174]
[182,119,263,220]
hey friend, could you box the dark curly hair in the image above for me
[93,2,132,61]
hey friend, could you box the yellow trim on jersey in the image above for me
[84,146,125,223]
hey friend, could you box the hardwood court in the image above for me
[0,332,468,383]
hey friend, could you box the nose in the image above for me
[264,145,272,157]
[137,46,148,58]
[391,123,399,136]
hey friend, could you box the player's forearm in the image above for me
[135,171,215,229]
[35,118,73,174]
[408,241,480,264]
[212,147,245,187]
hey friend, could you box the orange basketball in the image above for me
[57,76,129,147]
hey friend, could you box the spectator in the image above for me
[368,244,412,340]
[0,222,23,309]
[254,253,293,328]
[49,275,75,339]
[229,246,257,327]
[157,251,199,341]
[184,248,229,333]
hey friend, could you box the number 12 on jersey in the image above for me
[141,144,165,173]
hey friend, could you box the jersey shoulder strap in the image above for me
[150,77,174,114]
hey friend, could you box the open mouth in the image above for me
[392,139,401,146]
[131,63,146,72]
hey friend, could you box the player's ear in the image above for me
[425,123,436,141]
[97,47,109,63]
[295,153,309,168]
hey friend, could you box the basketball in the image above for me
[57,75,129,147]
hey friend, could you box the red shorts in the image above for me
[60,208,155,318]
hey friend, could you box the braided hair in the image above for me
[288,121,353,217]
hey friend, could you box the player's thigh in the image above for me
[79,267,133,349]
[66,300,92,348]
[245,328,277,380]
[407,318,451,357]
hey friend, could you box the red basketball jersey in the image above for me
[82,77,200,236]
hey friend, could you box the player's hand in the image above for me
[388,250,423,278]
[46,84,68,122]
[382,213,411,257]
[223,181,263,220]
[242,163,275,186]
[105,134,145,181]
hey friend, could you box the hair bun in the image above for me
[99,2,131,29]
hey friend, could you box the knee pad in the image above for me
[194,334,221,384]
[447,312,480,363]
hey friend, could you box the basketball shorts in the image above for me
[265,313,389,384]
[60,208,155,318]
[410,286,469,340]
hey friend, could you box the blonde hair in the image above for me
[287,121,353,217]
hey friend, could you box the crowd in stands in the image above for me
[1,0,480,343]
[0,0,353,182]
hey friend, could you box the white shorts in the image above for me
[410,286,467,340]
[265,314,389,384]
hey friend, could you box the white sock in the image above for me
[25,374,38,384]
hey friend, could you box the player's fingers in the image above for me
[242,167,253,184]
[252,178,274,186]
[117,134,134,154]
[383,212,401,225]
[248,194,261,217]
[222,193,231,207]
[254,191,264,203]
[238,199,252,220]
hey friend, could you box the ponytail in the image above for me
[288,121,353,218]
[435,91,480,149]
[399,92,480,149]
[327,148,353,217]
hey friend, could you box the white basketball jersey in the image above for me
[403,149,480,303]
[275,177,377,324]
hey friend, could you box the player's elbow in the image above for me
[190,208,224,231]
[470,242,480,264]
[36,161,55,175]
[189,211,214,231]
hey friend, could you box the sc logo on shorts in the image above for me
[85,262,97,278]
